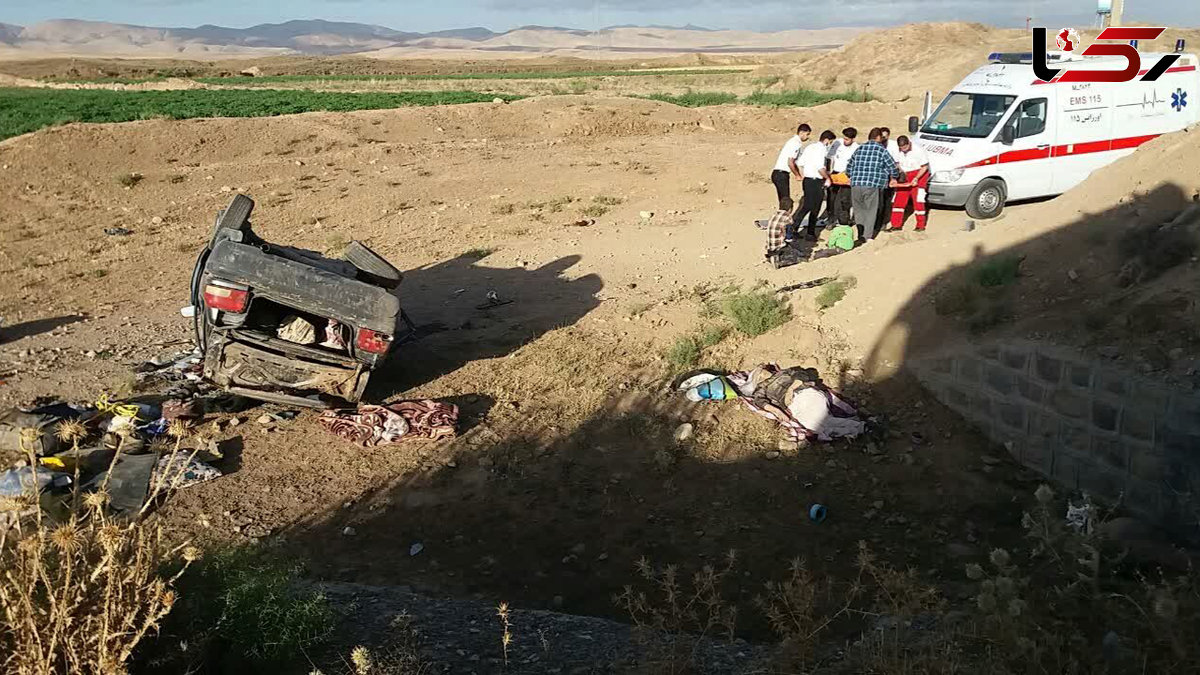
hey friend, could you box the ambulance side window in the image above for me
[1006,98,1047,139]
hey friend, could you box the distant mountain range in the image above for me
[0,18,862,58]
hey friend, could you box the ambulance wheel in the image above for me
[965,179,1006,220]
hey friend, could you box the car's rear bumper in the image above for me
[204,332,369,403]
[926,182,973,207]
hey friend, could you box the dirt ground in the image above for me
[2,89,1189,640]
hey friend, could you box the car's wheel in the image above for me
[965,178,1006,220]
[344,241,402,289]
[208,194,255,246]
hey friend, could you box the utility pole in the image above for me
[1109,0,1124,27]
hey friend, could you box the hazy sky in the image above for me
[3,0,1198,32]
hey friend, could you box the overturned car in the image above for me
[191,195,414,407]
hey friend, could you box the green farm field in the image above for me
[0,88,522,141]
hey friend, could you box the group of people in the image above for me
[765,123,930,263]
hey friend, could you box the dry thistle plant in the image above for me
[754,557,851,669]
[855,541,942,619]
[614,550,739,674]
[496,602,513,666]
[0,424,199,673]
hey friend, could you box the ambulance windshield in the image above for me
[922,92,1016,138]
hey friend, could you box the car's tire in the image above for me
[965,178,1006,220]
[344,241,402,289]
[208,194,255,246]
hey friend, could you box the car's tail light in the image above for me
[356,328,392,354]
[203,282,249,313]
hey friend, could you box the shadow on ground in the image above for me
[367,253,602,400]
[287,374,1036,643]
[0,314,85,344]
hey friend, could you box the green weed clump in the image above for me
[163,547,334,667]
[666,336,703,370]
[642,91,738,107]
[815,276,857,310]
[665,324,731,370]
[934,254,1022,333]
[641,87,872,108]
[718,289,791,336]
[972,253,1023,287]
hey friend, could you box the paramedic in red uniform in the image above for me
[888,135,931,231]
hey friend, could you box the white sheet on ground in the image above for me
[787,388,865,441]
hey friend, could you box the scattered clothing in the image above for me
[320,400,459,447]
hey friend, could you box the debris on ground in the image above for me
[319,400,459,447]
[103,227,133,236]
[0,375,246,529]
[476,290,514,310]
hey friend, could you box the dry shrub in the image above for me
[614,551,739,673]
[755,557,843,669]
[0,429,197,674]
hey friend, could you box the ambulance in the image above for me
[911,46,1200,219]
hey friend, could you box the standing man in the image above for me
[888,135,931,231]
[827,127,858,230]
[771,124,812,238]
[846,127,903,243]
[877,127,902,235]
[793,130,836,240]
[880,127,902,162]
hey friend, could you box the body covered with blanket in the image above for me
[677,364,865,442]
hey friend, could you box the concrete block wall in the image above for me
[910,340,1200,535]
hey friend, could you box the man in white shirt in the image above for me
[827,127,859,228]
[793,129,836,240]
[880,127,903,162]
[887,135,932,231]
[770,124,812,221]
